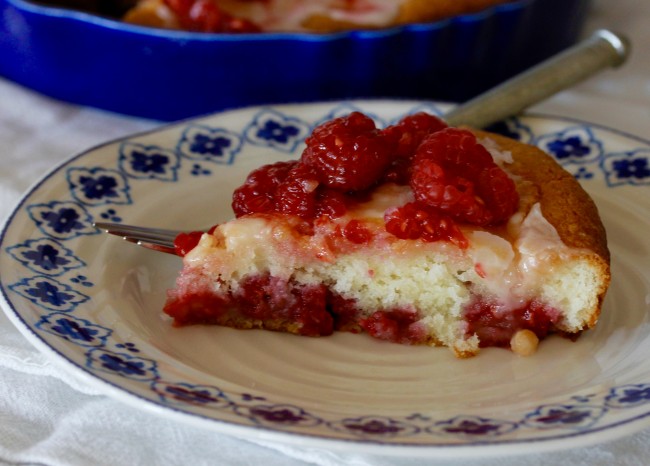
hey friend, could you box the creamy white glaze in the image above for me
[465,202,573,309]
[515,203,572,273]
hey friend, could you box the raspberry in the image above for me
[477,166,520,224]
[232,161,296,217]
[315,189,348,219]
[301,112,392,191]
[382,112,448,159]
[173,230,204,256]
[275,163,320,219]
[173,224,219,256]
[410,158,494,226]
[410,128,518,225]
[416,128,494,178]
[384,202,468,248]
[381,157,411,185]
[232,160,351,223]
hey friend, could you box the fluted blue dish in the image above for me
[0,0,591,121]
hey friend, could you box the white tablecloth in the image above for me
[1,1,649,464]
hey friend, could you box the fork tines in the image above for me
[93,222,180,255]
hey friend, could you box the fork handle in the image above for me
[444,29,631,129]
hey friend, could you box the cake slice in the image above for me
[163,111,610,357]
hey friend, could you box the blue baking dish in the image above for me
[0,0,592,121]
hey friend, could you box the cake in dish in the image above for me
[123,0,513,33]
[163,111,610,357]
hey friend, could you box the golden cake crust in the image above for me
[474,130,611,327]
[475,131,609,261]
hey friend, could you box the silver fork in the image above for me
[93,222,181,254]
[94,30,629,254]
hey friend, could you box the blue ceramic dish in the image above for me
[0,0,591,121]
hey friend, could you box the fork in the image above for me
[94,30,629,254]
[93,222,181,254]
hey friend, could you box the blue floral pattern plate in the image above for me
[1,101,650,458]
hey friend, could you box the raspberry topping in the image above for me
[382,112,448,159]
[275,163,320,219]
[228,111,518,249]
[384,202,468,248]
[315,189,348,219]
[301,112,392,191]
[232,161,297,217]
[410,128,519,225]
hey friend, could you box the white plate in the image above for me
[1,101,650,459]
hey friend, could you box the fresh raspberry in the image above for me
[416,128,494,178]
[410,128,518,225]
[173,224,219,256]
[173,230,204,256]
[384,202,468,248]
[275,163,320,219]
[234,275,333,336]
[381,157,411,185]
[232,161,296,217]
[476,166,520,224]
[315,189,348,219]
[410,158,494,226]
[382,112,448,159]
[301,112,392,192]
[246,160,297,186]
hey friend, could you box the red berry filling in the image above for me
[165,272,428,344]
[165,273,334,336]
[464,298,562,347]
[359,309,427,344]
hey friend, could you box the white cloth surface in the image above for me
[1,0,649,464]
